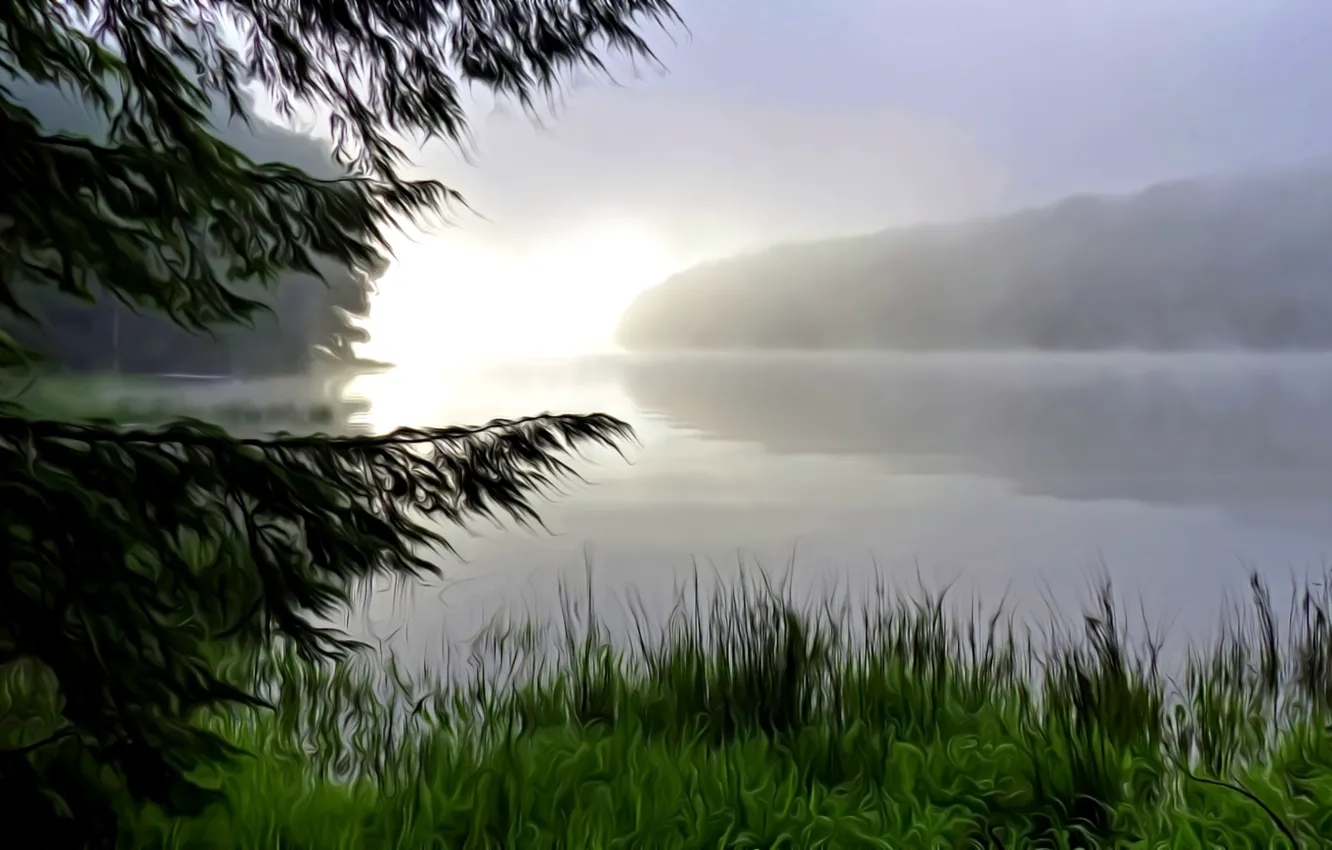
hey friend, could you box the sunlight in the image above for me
[357,221,679,368]
[343,366,473,436]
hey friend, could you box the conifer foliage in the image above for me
[0,0,678,843]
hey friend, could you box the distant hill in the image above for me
[3,76,383,376]
[615,163,1332,351]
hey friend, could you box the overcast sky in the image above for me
[387,0,1332,258]
[329,0,1332,359]
[24,1,1332,360]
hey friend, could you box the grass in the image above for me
[35,567,1330,848]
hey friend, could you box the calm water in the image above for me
[119,352,1332,665]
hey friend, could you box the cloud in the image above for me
[414,85,1010,261]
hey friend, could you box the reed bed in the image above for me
[55,567,1317,848]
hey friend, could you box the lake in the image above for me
[105,352,1332,669]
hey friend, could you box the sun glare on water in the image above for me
[357,221,678,368]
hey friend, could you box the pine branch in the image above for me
[0,0,680,357]
[3,407,635,452]
[0,0,679,839]
[1,408,637,659]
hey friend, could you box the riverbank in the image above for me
[0,370,348,428]
[101,571,1332,848]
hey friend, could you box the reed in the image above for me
[41,566,1315,847]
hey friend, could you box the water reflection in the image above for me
[101,372,372,436]
[99,355,1332,663]
[616,352,1332,513]
[342,357,639,435]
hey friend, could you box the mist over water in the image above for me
[619,351,1332,512]
[14,0,1330,684]
[125,352,1332,671]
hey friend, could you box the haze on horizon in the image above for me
[345,0,1332,366]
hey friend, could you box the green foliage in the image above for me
[0,408,634,842]
[2,76,385,376]
[28,567,1332,849]
[0,0,677,844]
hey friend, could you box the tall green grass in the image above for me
[14,567,1332,848]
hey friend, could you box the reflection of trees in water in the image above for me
[618,354,1332,508]
[106,373,375,437]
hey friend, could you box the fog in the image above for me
[25,1,1332,651]
[617,352,1332,518]
[614,161,1332,352]
[404,0,1332,252]
[244,349,1332,668]
[349,1,1332,365]
[32,1,1332,369]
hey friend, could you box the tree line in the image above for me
[3,76,378,375]
[616,162,1332,352]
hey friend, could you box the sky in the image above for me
[347,0,1332,363]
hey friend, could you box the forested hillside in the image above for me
[5,78,380,374]
[616,162,1332,351]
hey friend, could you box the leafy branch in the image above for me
[1,0,679,842]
